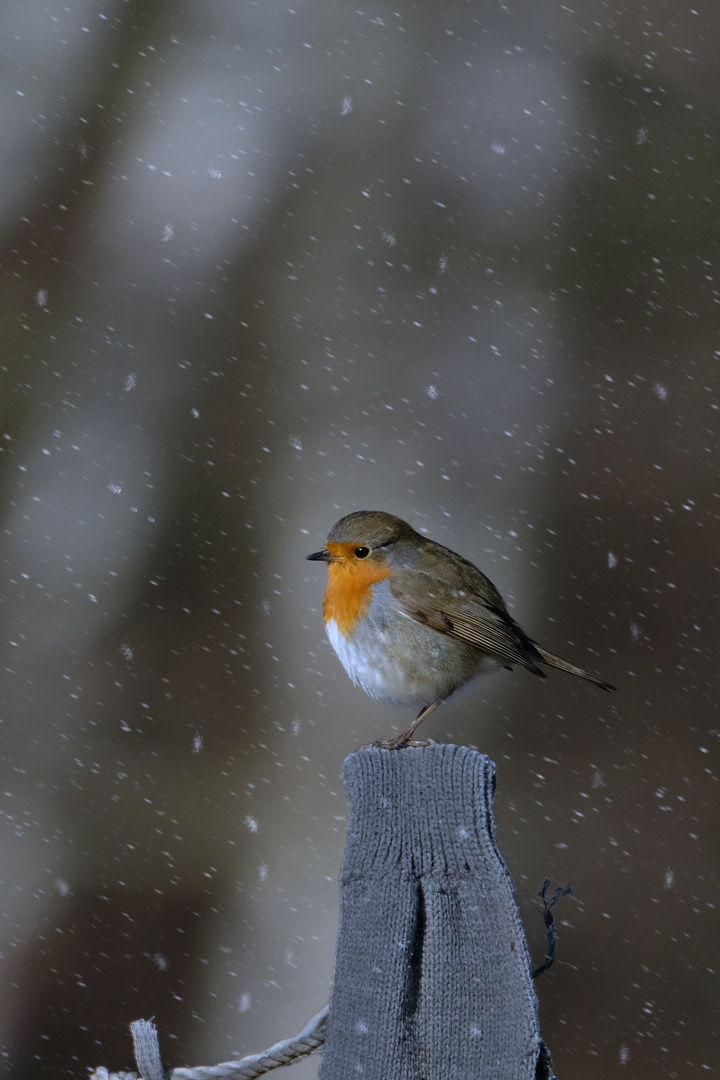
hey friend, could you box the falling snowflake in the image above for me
[35,288,48,307]
[607,551,617,569]
[161,223,174,242]
[340,96,353,115]
[207,167,222,179]
[192,733,204,754]
[652,382,667,400]
[288,434,303,451]
[438,253,448,273]
[426,384,439,400]
[635,127,649,145]
[124,373,137,391]
[119,642,134,661]
[107,481,123,495]
[381,231,397,247]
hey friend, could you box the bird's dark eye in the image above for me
[354,546,370,559]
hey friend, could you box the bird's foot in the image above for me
[366,735,434,750]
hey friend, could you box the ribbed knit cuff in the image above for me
[340,743,503,879]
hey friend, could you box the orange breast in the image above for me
[323,543,390,637]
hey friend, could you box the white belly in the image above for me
[325,617,499,710]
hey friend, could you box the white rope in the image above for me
[88,1004,329,1080]
[131,1020,165,1080]
[172,1003,328,1079]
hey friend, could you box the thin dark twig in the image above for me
[531,878,574,979]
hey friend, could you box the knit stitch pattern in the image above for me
[319,744,547,1080]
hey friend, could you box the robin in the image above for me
[307,510,615,747]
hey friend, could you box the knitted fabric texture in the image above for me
[319,744,547,1080]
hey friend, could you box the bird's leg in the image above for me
[372,700,443,750]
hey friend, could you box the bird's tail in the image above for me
[534,645,615,692]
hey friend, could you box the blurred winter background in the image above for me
[1,0,718,1076]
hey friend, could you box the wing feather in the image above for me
[391,572,546,676]
[388,560,614,691]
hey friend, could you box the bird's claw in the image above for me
[365,736,434,750]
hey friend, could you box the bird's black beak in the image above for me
[306,549,333,562]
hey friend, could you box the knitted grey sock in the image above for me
[319,744,551,1080]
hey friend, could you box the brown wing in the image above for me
[390,571,547,677]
